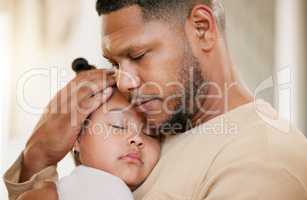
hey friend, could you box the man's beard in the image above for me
[158,41,207,135]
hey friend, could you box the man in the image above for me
[4,1,307,199]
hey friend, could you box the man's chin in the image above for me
[145,113,172,132]
[153,110,193,135]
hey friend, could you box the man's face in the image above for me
[102,5,205,133]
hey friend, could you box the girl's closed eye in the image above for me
[109,124,126,130]
[108,123,128,136]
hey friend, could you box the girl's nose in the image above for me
[129,134,144,149]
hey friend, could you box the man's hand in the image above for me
[20,69,115,182]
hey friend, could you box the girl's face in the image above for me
[76,91,160,189]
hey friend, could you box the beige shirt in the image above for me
[4,100,307,200]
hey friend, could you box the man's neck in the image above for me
[190,41,254,126]
[191,76,253,127]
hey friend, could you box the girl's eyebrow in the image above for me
[108,108,124,112]
[103,109,128,121]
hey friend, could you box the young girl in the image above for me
[19,90,161,200]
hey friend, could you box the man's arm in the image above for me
[17,182,58,200]
[4,68,115,200]
[4,154,58,200]
[20,69,115,181]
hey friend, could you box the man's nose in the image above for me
[116,65,141,94]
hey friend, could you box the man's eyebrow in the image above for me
[103,42,143,59]
[102,28,143,56]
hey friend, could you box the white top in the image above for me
[56,165,134,200]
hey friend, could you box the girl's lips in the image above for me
[119,152,144,165]
[135,99,161,113]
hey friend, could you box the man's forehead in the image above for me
[101,6,146,53]
[102,26,144,54]
[101,5,144,36]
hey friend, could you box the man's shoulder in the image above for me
[164,99,307,179]
[203,100,307,183]
[198,99,307,157]
[136,101,307,199]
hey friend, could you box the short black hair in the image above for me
[96,0,225,31]
[96,0,197,15]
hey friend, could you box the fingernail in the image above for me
[103,87,113,96]
[106,68,116,75]
[109,79,116,86]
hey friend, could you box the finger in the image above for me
[73,75,116,102]
[54,79,115,117]
[75,69,116,82]
[76,87,114,123]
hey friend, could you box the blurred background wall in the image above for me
[275,0,307,134]
[0,0,306,199]
[225,0,276,104]
[0,0,103,197]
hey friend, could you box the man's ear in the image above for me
[188,4,218,52]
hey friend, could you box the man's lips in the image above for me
[133,96,161,106]
[133,97,161,112]
[119,152,144,165]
